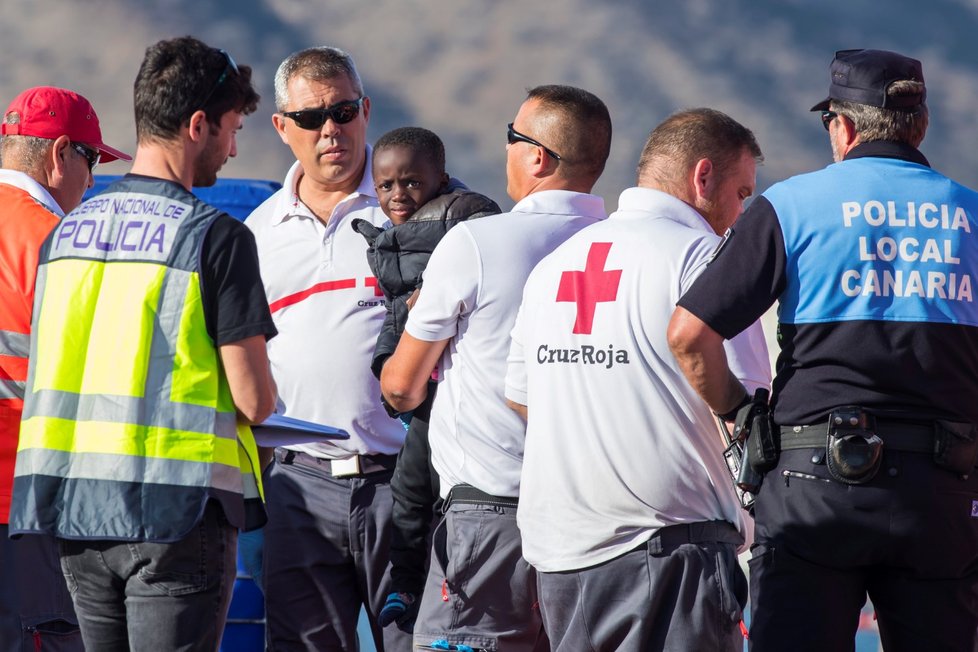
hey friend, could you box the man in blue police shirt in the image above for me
[668,49,978,652]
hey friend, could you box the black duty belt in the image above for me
[445,484,519,509]
[780,421,934,453]
[647,520,742,554]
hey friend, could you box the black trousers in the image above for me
[749,447,978,652]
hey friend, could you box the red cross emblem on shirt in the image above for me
[556,242,621,334]
[365,277,384,297]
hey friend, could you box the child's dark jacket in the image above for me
[352,182,501,378]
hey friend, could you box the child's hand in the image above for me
[406,288,421,311]
[379,591,418,632]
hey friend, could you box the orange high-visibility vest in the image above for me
[0,182,59,523]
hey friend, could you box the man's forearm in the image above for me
[220,335,276,424]
[381,332,448,413]
[505,399,528,421]
[668,306,748,414]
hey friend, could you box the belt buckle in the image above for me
[331,456,362,477]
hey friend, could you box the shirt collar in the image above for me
[511,189,606,219]
[613,186,715,234]
[272,144,377,225]
[0,169,64,217]
[843,140,930,167]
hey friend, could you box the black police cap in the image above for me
[811,49,925,112]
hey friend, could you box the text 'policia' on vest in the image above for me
[9,176,265,542]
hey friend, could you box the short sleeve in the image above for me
[677,196,787,340]
[200,215,278,346]
[404,224,481,342]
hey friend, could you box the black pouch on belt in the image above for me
[934,420,978,477]
[732,389,779,497]
[746,392,778,474]
[826,407,883,485]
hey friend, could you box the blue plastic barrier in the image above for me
[84,176,282,222]
[222,551,266,652]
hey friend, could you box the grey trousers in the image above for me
[0,525,81,652]
[58,500,237,652]
[262,448,411,652]
[413,500,546,652]
[537,521,747,652]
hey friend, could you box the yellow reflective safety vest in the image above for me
[10,176,264,541]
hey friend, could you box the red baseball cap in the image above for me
[1,86,131,163]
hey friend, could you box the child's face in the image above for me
[373,145,448,224]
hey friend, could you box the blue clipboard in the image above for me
[251,413,350,447]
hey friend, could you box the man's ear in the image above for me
[439,172,450,191]
[836,113,860,149]
[272,113,290,145]
[691,157,715,201]
[526,144,556,179]
[187,110,208,144]
[47,135,72,182]
[361,95,371,124]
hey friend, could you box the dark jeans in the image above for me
[58,500,238,652]
[0,525,82,652]
[750,448,978,652]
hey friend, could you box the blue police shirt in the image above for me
[678,141,978,425]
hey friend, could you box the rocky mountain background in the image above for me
[2,0,977,211]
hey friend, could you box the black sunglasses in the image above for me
[72,143,100,171]
[198,49,239,109]
[281,98,365,131]
[820,110,838,131]
[507,123,561,161]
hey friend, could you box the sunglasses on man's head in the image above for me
[72,143,100,171]
[281,98,365,131]
[506,123,561,161]
[198,49,239,110]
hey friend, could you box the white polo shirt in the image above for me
[406,190,606,499]
[506,187,771,572]
[246,151,406,458]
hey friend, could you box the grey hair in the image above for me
[832,80,928,147]
[273,46,363,111]
[0,134,53,171]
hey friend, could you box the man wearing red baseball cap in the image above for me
[0,85,129,651]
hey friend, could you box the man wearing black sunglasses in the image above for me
[670,50,978,651]
[246,47,412,652]
[381,85,611,652]
[0,84,130,652]
[9,37,277,652]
